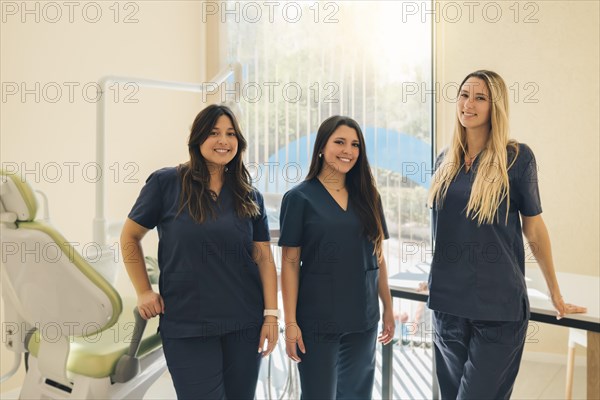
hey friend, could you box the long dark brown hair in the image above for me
[306,115,386,258]
[178,105,259,222]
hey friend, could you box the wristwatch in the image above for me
[263,309,280,319]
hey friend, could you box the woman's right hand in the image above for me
[137,289,165,320]
[284,322,305,362]
[551,292,587,320]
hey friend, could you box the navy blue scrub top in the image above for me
[278,178,389,334]
[128,167,270,338]
[428,143,542,322]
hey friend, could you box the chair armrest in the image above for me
[112,308,148,383]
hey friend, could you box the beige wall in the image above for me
[435,0,599,356]
[0,1,207,391]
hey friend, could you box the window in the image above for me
[225,1,433,275]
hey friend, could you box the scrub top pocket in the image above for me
[161,271,207,317]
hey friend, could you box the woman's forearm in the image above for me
[121,234,152,296]
[523,216,561,296]
[281,247,301,324]
[378,256,394,311]
[254,242,278,311]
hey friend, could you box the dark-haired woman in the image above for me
[121,104,278,400]
[279,115,395,399]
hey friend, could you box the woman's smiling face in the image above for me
[457,77,492,132]
[320,125,360,176]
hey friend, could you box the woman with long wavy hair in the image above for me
[279,115,395,399]
[121,104,278,399]
[427,70,586,399]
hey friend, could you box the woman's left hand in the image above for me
[378,308,395,345]
[258,317,279,357]
[551,293,587,320]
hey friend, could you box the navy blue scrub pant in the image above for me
[433,311,528,400]
[297,326,378,400]
[161,326,262,400]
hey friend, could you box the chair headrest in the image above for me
[0,170,38,222]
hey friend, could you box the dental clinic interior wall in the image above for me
[0,1,206,391]
[1,0,599,389]
[435,0,599,360]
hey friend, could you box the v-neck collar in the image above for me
[462,153,482,175]
[211,183,229,203]
[314,178,349,212]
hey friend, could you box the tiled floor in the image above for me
[512,359,587,400]
[1,352,587,399]
[143,350,588,399]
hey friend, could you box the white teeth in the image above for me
[214,149,229,153]
[463,112,476,116]
[338,157,351,163]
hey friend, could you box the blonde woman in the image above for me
[427,70,586,399]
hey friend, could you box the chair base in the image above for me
[18,349,167,400]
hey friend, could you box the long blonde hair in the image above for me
[428,70,519,225]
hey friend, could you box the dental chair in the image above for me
[0,171,166,399]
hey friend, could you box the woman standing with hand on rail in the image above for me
[427,70,587,399]
[278,115,395,399]
[120,104,278,400]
